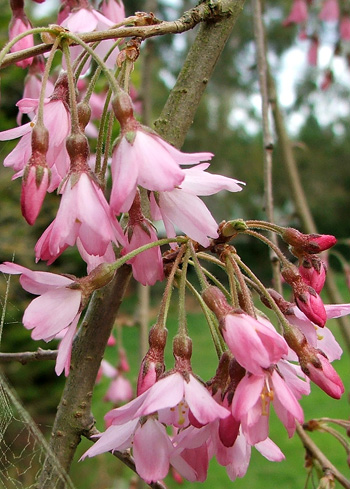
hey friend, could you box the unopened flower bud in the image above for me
[77,101,92,131]
[282,227,337,254]
[202,286,233,321]
[299,257,327,294]
[301,351,344,399]
[112,91,135,128]
[21,164,50,225]
[220,219,248,237]
[295,286,327,328]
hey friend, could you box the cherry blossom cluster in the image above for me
[282,0,350,88]
[1,0,349,485]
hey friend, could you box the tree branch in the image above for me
[0,0,233,69]
[0,348,57,364]
[296,422,350,489]
[38,265,132,489]
[154,0,246,148]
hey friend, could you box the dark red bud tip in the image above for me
[282,228,337,254]
[31,124,49,154]
[112,91,135,127]
[202,286,232,320]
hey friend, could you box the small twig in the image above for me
[0,349,58,364]
[296,422,350,489]
[85,427,167,489]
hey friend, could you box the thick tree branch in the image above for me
[154,0,246,148]
[0,348,57,364]
[38,265,132,489]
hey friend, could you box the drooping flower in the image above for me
[100,0,125,23]
[340,16,350,41]
[35,171,125,264]
[9,9,34,68]
[319,0,339,22]
[150,163,245,247]
[283,0,308,26]
[110,92,214,214]
[0,262,82,376]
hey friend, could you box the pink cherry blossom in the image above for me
[319,0,339,22]
[150,163,244,247]
[0,93,71,191]
[340,16,350,40]
[104,374,133,404]
[82,417,174,483]
[220,312,288,376]
[295,287,326,327]
[35,172,125,264]
[231,369,304,444]
[110,129,214,214]
[0,262,82,376]
[124,217,164,286]
[9,12,34,68]
[283,0,308,26]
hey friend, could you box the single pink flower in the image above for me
[299,258,327,293]
[220,312,288,376]
[124,217,164,286]
[308,37,319,66]
[82,417,174,483]
[9,11,34,68]
[0,78,71,191]
[0,262,82,376]
[104,374,133,404]
[319,0,339,22]
[340,17,350,40]
[231,370,304,444]
[111,129,214,214]
[35,171,125,264]
[150,163,244,247]
[295,286,327,327]
[283,0,308,26]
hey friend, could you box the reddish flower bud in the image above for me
[202,286,233,321]
[282,227,336,254]
[302,352,344,399]
[299,257,327,294]
[295,286,327,328]
[21,164,50,225]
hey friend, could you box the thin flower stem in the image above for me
[225,256,239,308]
[245,219,284,234]
[157,246,186,328]
[101,111,114,185]
[187,259,231,301]
[95,88,113,177]
[188,241,209,290]
[234,254,292,335]
[225,252,255,316]
[62,32,121,94]
[62,40,79,134]
[36,37,60,127]
[244,228,289,267]
[185,278,226,358]
[109,237,188,273]
[317,426,350,454]
[177,246,191,336]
